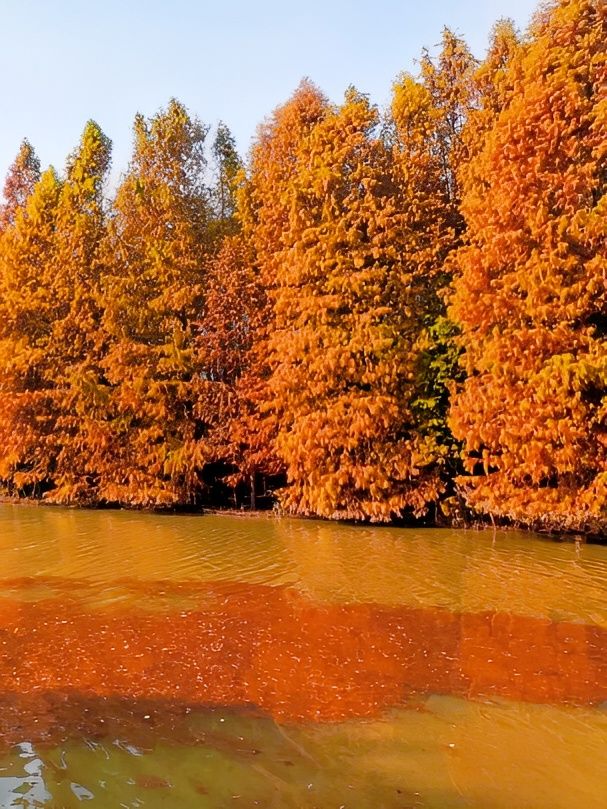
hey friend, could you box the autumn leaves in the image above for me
[0,0,604,532]
[0,107,210,506]
[451,0,607,533]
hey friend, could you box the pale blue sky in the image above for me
[0,0,539,185]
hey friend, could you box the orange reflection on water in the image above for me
[0,579,605,734]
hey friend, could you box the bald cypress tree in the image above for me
[255,88,449,520]
[450,0,607,533]
[0,121,111,498]
[232,81,330,497]
[385,29,478,514]
[0,168,61,493]
[0,139,41,231]
[97,100,211,506]
[46,121,112,502]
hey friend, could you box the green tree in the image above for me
[210,121,242,237]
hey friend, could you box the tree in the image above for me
[473,19,521,122]
[419,28,478,210]
[195,235,267,502]
[97,99,211,506]
[450,0,607,533]
[209,121,242,238]
[387,31,478,510]
[262,88,448,521]
[231,80,330,500]
[461,19,522,195]
[0,139,41,231]
[45,121,112,502]
[0,121,111,500]
[0,168,62,493]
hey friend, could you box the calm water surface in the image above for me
[0,505,606,807]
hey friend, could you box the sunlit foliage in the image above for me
[0,0,602,531]
[388,29,477,508]
[255,88,446,520]
[450,0,607,533]
[0,139,41,231]
[95,100,212,506]
[0,122,110,499]
[233,80,330,494]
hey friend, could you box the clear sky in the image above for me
[0,0,539,185]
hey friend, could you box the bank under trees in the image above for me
[0,0,604,533]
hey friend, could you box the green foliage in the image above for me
[412,317,463,452]
[211,121,242,234]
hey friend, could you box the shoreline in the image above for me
[0,494,604,544]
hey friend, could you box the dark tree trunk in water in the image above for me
[250,474,256,511]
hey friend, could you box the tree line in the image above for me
[0,0,604,534]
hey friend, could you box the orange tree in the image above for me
[0,168,62,494]
[261,88,452,521]
[450,0,607,533]
[195,234,267,503]
[231,81,330,501]
[96,100,212,507]
[388,30,477,512]
[0,122,111,499]
[419,28,477,211]
[468,19,521,144]
[45,121,112,502]
[0,140,41,231]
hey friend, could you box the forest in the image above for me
[0,0,604,534]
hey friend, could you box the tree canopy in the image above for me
[0,0,603,532]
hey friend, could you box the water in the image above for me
[0,505,605,807]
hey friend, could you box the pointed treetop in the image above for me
[254,79,329,160]
[476,19,522,113]
[420,27,478,120]
[131,98,208,190]
[0,139,41,230]
[391,74,435,149]
[213,121,240,167]
[211,121,243,228]
[65,120,112,189]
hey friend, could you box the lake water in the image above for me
[0,504,605,808]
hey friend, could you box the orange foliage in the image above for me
[0,122,110,499]
[389,31,477,497]
[0,139,40,231]
[95,100,211,506]
[450,0,607,532]
[0,168,62,493]
[419,28,477,208]
[253,88,450,520]
[0,0,603,530]
[196,235,267,486]
[233,81,330,487]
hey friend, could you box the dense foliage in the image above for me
[450,0,607,533]
[0,0,604,532]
